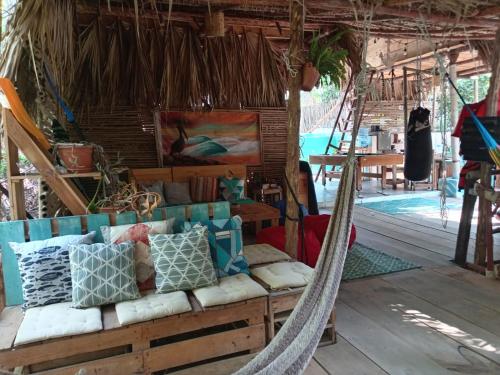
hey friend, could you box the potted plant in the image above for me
[55,143,95,173]
[302,31,348,91]
[51,119,95,173]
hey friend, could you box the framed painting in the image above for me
[158,111,261,166]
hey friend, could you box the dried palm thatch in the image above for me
[0,0,288,113]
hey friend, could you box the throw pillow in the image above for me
[69,242,140,308]
[219,177,245,203]
[208,229,249,277]
[149,224,217,293]
[101,219,174,291]
[141,181,167,207]
[9,233,95,310]
[164,182,192,205]
[184,216,247,278]
[189,176,218,203]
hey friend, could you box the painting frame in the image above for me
[155,110,262,167]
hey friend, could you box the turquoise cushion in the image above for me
[185,216,249,277]
[208,229,249,277]
[219,177,245,203]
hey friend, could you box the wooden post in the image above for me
[2,108,25,220]
[449,51,460,179]
[285,0,303,258]
[477,27,500,273]
[403,66,409,190]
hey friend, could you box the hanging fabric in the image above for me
[404,106,433,181]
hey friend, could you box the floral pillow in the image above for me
[101,219,174,291]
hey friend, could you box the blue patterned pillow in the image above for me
[208,229,249,277]
[185,216,248,277]
[10,233,95,309]
[219,177,245,203]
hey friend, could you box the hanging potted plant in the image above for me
[302,31,348,91]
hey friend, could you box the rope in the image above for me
[416,19,450,228]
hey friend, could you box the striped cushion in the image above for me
[190,176,218,203]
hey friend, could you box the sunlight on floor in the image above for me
[390,303,500,355]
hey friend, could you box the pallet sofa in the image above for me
[130,164,281,232]
[0,202,267,374]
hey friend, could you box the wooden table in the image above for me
[310,153,404,191]
[231,202,281,233]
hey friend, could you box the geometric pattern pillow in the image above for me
[68,242,140,308]
[9,232,95,310]
[208,229,249,278]
[149,224,217,293]
[101,219,174,291]
[219,177,245,203]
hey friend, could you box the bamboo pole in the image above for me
[284,0,303,258]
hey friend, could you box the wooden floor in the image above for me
[173,206,500,375]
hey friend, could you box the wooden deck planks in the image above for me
[314,335,388,375]
[315,207,500,375]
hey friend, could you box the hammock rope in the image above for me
[234,3,375,373]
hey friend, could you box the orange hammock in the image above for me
[0,78,51,151]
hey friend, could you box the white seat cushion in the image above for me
[193,274,268,308]
[115,291,192,326]
[244,244,291,266]
[15,302,102,346]
[251,262,314,290]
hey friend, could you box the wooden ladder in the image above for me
[2,108,89,219]
[314,71,374,183]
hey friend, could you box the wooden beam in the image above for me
[2,110,89,215]
[285,0,303,258]
[321,1,500,28]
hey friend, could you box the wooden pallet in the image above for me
[266,287,336,346]
[0,296,267,374]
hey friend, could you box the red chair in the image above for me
[256,214,356,267]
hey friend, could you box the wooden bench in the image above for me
[0,202,267,374]
[130,165,281,232]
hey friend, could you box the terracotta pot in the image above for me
[56,144,94,173]
[301,62,320,91]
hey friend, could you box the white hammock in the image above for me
[235,158,356,375]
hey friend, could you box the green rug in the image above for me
[342,243,420,281]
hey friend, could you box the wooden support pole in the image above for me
[285,0,303,258]
[2,108,25,220]
[477,27,500,274]
[403,66,409,190]
[449,52,460,179]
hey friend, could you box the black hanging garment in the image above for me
[404,106,433,181]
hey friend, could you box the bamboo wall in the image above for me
[362,100,434,132]
[76,107,288,182]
